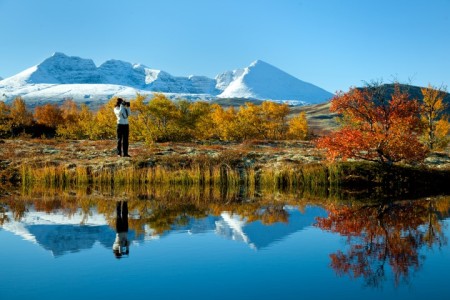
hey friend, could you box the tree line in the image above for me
[0,93,308,142]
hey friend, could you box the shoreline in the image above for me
[1,139,450,199]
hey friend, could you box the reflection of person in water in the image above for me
[113,201,129,259]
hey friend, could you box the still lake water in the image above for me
[1,187,450,300]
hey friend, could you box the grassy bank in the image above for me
[1,139,450,200]
[19,160,450,199]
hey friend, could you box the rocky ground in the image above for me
[0,139,324,183]
[1,138,450,185]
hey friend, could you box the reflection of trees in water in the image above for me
[2,186,450,275]
[0,186,313,236]
[315,199,450,287]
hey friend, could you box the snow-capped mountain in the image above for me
[216,60,332,103]
[0,53,333,104]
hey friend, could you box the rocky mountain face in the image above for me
[0,52,333,104]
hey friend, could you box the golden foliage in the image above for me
[0,97,33,136]
[2,94,309,142]
[91,98,116,139]
[56,99,88,139]
[34,103,64,128]
[0,101,11,135]
[288,112,308,139]
[420,85,449,150]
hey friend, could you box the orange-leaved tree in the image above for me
[316,84,427,164]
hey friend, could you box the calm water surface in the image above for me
[1,188,450,300]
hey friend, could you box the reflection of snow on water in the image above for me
[1,205,326,256]
[216,212,253,248]
[2,208,108,243]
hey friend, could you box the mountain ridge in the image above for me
[0,52,333,105]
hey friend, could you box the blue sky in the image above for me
[0,0,449,93]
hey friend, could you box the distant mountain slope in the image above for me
[295,83,450,135]
[0,53,333,104]
[358,84,450,114]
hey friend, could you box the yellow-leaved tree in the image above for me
[130,93,154,144]
[131,93,190,143]
[190,101,214,140]
[420,85,449,150]
[78,104,95,139]
[92,98,117,139]
[9,97,33,136]
[147,94,181,141]
[260,101,290,139]
[236,103,264,140]
[288,111,308,139]
[210,104,242,141]
[0,101,11,136]
[56,99,86,139]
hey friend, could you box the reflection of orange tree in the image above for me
[315,199,450,287]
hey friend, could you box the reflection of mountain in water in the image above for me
[1,209,141,257]
[215,206,327,250]
[27,225,116,256]
[1,205,327,256]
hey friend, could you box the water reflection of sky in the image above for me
[1,200,450,300]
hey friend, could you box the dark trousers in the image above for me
[117,124,129,156]
[116,201,128,233]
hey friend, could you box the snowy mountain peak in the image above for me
[98,59,146,87]
[20,52,100,84]
[218,60,333,103]
[50,51,70,59]
[0,53,333,104]
[249,59,268,67]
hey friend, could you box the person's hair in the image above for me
[113,249,122,259]
[115,98,124,107]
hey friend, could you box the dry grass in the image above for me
[2,138,450,198]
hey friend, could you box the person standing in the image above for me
[114,98,131,157]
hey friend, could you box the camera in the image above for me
[122,101,130,107]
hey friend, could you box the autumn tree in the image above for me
[7,97,33,136]
[34,103,64,129]
[190,101,214,140]
[420,84,449,150]
[129,93,181,143]
[317,84,428,164]
[174,99,212,140]
[78,104,95,138]
[91,98,117,139]
[147,94,182,141]
[236,103,265,140]
[260,101,290,139]
[315,200,447,287]
[288,111,308,139]
[130,93,154,144]
[209,104,242,141]
[56,99,90,139]
[0,101,11,137]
